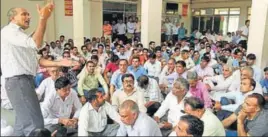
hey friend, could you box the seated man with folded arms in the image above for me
[154,78,192,136]
[41,76,82,136]
[222,93,268,136]
[112,73,147,113]
[77,61,108,104]
[36,67,60,102]
[78,88,121,136]
[215,78,256,121]
[117,100,162,136]
[136,75,163,116]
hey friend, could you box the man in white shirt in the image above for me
[177,50,195,70]
[246,54,262,83]
[112,74,147,113]
[164,18,173,41]
[154,78,192,136]
[238,20,250,41]
[117,100,162,136]
[144,53,162,82]
[116,19,126,42]
[41,76,82,135]
[78,88,121,136]
[137,75,163,116]
[126,17,136,40]
[182,97,225,136]
[116,45,129,60]
[191,56,214,80]
[36,67,60,102]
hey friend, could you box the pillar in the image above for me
[137,0,141,19]
[73,0,85,49]
[141,0,163,48]
[247,0,268,69]
[89,0,103,38]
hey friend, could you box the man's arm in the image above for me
[32,1,54,49]
[222,113,237,128]
[237,121,247,136]
[39,58,79,67]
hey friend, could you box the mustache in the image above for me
[126,84,132,87]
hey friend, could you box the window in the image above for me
[166,3,179,14]
[191,8,240,34]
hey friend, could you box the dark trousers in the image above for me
[217,97,237,130]
[5,75,44,136]
[147,102,161,117]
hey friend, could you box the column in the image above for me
[247,0,268,69]
[141,0,163,48]
[136,0,141,19]
[89,0,103,38]
[73,0,85,49]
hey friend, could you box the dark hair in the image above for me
[180,115,204,137]
[247,93,265,109]
[81,45,87,50]
[71,46,77,50]
[184,97,205,111]
[132,56,140,61]
[225,48,232,53]
[218,56,228,64]
[60,35,65,38]
[149,53,156,59]
[47,55,55,61]
[246,53,256,60]
[264,67,268,72]
[245,20,250,25]
[119,59,128,64]
[98,44,104,48]
[91,55,99,61]
[181,49,189,54]
[29,128,51,137]
[55,76,70,90]
[155,46,162,52]
[201,56,210,62]
[86,60,95,66]
[137,75,149,88]
[111,54,119,63]
[143,48,149,52]
[234,49,242,55]
[86,88,103,103]
[176,60,186,68]
[149,41,155,45]
[121,73,135,82]
[203,52,210,58]
[64,43,71,48]
[239,61,248,67]
[174,47,180,52]
[91,49,98,53]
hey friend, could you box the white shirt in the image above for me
[201,110,226,136]
[136,78,163,103]
[144,60,162,78]
[204,75,234,100]
[177,56,195,70]
[239,26,249,40]
[117,112,162,136]
[126,22,136,34]
[41,90,82,126]
[112,88,147,113]
[1,23,40,78]
[208,59,218,68]
[191,65,214,78]
[36,77,56,101]
[154,92,192,127]
[116,23,126,35]
[78,102,121,135]
[220,90,254,112]
[164,23,173,35]
[172,25,179,35]
[116,52,129,60]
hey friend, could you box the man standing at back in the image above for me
[1,1,78,136]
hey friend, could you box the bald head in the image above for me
[119,100,139,113]
[7,7,30,29]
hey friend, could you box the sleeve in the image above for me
[36,80,46,100]
[110,72,118,88]
[106,103,121,124]
[4,29,37,49]
[78,107,89,136]
[97,74,109,94]
[221,92,243,112]
[41,96,59,125]
[200,86,212,108]
[137,92,147,113]
[247,114,268,136]
[154,94,170,118]
[149,80,162,102]
[116,124,127,136]
[72,92,83,118]
[211,76,233,91]
[77,70,86,96]
[111,92,120,111]
[155,63,163,78]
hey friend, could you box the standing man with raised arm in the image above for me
[1,1,79,136]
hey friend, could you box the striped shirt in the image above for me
[1,23,40,78]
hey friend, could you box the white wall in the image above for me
[1,0,44,34]
[54,0,73,40]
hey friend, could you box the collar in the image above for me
[9,22,21,30]
[123,88,137,96]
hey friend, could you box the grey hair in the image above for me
[241,66,254,77]
[222,64,233,73]
[7,8,18,23]
[174,77,189,91]
[187,71,198,80]
[119,100,139,113]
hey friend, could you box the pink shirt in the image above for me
[106,62,119,73]
[189,81,212,108]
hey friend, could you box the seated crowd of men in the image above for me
[1,33,268,137]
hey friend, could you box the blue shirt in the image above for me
[128,66,147,80]
[110,70,135,90]
[178,27,186,39]
[260,79,268,93]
